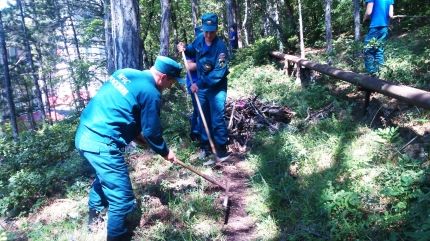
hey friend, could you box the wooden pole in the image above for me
[270,51,430,109]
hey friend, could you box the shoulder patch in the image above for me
[218,53,226,67]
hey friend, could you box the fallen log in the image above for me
[270,51,430,109]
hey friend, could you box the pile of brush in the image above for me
[225,96,294,153]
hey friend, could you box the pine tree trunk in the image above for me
[65,0,90,104]
[298,0,305,59]
[234,0,243,48]
[226,0,237,52]
[159,0,171,56]
[0,11,19,139]
[353,0,361,41]
[17,0,46,123]
[29,0,52,123]
[242,0,251,45]
[324,0,333,64]
[111,0,142,69]
[103,0,115,74]
[191,0,199,28]
[35,45,52,124]
[171,2,179,46]
[53,1,81,108]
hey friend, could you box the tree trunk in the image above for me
[0,11,19,139]
[170,2,179,46]
[35,45,53,124]
[65,0,90,103]
[296,0,306,86]
[111,0,142,70]
[29,0,52,123]
[53,0,81,108]
[234,0,243,48]
[226,0,237,52]
[66,0,82,60]
[271,0,283,50]
[298,0,305,59]
[191,0,199,28]
[21,80,36,130]
[103,0,115,74]
[242,0,252,45]
[159,0,171,56]
[353,0,361,41]
[324,0,333,64]
[17,0,46,123]
[141,0,156,69]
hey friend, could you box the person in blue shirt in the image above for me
[186,26,203,142]
[363,0,394,75]
[229,24,238,51]
[177,13,230,164]
[75,56,182,241]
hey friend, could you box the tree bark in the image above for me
[324,0,333,64]
[171,1,179,46]
[353,0,361,41]
[0,11,19,139]
[234,0,243,48]
[297,0,305,59]
[17,0,46,123]
[111,0,142,70]
[103,0,115,74]
[226,0,237,52]
[53,0,81,108]
[191,0,199,28]
[242,0,252,45]
[159,0,171,56]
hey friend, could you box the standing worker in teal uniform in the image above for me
[363,0,394,75]
[75,56,182,241]
[177,13,230,164]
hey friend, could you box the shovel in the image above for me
[180,51,228,165]
[173,159,230,209]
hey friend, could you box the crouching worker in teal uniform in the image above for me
[75,56,182,241]
[177,13,230,165]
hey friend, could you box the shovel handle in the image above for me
[180,51,219,158]
[174,159,226,190]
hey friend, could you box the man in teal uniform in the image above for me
[75,56,182,241]
[178,13,230,164]
[363,0,394,75]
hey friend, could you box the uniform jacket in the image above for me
[185,35,229,90]
[75,68,169,156]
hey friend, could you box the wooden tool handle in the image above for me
[180,51,219,158]
[174,159,226,190]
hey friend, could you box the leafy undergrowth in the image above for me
[1,27,430,241]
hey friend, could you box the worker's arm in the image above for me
[363,2,374,22]
[186,60,197,71]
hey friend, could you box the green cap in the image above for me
[202,13,218,32]
[154,56,184,83]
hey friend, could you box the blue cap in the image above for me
[154,56,184,83]
[202,13,218,32]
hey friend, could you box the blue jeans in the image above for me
[364,26,389,74]
[197,87,228,151]
[78,142,136,237]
